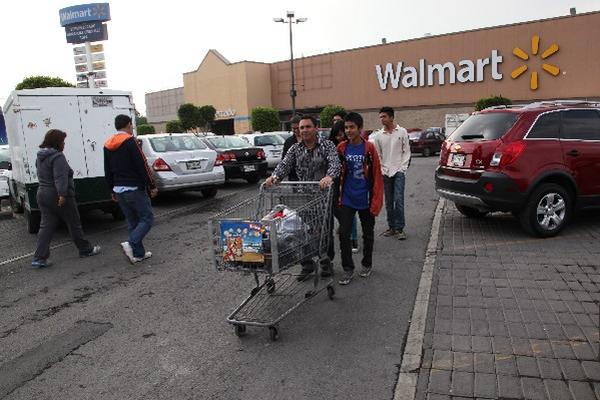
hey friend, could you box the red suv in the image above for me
[435,101,600,237]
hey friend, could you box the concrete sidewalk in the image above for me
[415,204,600,400]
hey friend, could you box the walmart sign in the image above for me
[59,3,110,27]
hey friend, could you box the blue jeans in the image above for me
[383,172,405,231]
[116,190,154,258]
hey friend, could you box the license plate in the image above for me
[243,164,256,172]
[449,154,466,167]
[186,161,202,170]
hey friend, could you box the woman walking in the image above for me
[32,129,100,268]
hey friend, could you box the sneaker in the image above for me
[131,251,152,264]
[382,228,397,237]
[395,230,407,240]
[80,245,101,258]
[121,241,134,263]
[359,266,372,277]
[296,269,313,282]
[351,240,359,253]
[31,258,52,268]
[338,272,354,285]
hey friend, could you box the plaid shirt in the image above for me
[272,137,341,181]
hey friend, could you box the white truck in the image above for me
[3,88,136,233]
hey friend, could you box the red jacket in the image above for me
[337,139,384,216]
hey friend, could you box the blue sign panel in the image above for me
[59,3,110,27]
[65,21,108,44]
[0,109,7,145]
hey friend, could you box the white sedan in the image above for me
[0,145,10,199]
[238,133,285,168]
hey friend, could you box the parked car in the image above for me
[200,135,268,183]
[435,100,600,237]
[410,128,445,157]
[239,132,284,168]
[0,145,10,199]
[274,131,293,141]
[137,133,225,198]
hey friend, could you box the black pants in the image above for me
[338,205,375,273]
[34,190,92,260]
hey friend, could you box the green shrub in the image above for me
[319,105,345,128]
[16,76,75,90]
[251,107,280,132]
[166,120,183,133]
[136,124,156,135]
[475,96,512,111]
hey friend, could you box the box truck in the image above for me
[3,88,136,233]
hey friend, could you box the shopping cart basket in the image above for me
[208,181,335,340]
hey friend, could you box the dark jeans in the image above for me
[338,205,375,273]
[383,171,406,231]
[116,189,154,258]
[34,190,92,260]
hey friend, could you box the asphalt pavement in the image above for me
[0,157,440,400]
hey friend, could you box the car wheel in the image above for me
[246,176,260,184]
[201,188,218,198]
[423,147,431,157]
[518,183,571,237]
[455,204,489,218]
[25,208,41,234]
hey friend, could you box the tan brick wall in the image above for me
[360,105,474,131]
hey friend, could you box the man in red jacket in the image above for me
[336,112,384,285]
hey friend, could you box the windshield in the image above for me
[254,134,284,146]
[449,113,519,141]
[149,135,207,153]
[0,147,9,163]
[409,131,422,140]
[207,136,250,149]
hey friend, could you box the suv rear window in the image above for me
[561,109,600,140]
[254,134,284,146]
[528,112,560,139]
[149,135,207,153]
[449,113,518,141]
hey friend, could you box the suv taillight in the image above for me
[257,150,265,159]
[152,158,171,171]
[490,141,526,167]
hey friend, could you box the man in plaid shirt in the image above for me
[266,115,341,281]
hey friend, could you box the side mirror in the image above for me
[0,161,11,170]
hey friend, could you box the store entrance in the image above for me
[212,119,234,135]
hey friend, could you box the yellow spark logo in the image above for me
[511,35,560,90]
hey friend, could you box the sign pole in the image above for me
[84,41,95,88]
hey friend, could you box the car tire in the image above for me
[423,147,432,157]
[25,208,41,234]
[518,183,571,238]
[455,204,489,218]
[246,176,260,184]
[201,188,218,198]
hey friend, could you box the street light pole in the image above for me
[274,11,306,117]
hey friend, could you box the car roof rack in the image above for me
[482,105,523,110]
[524,99,600,108]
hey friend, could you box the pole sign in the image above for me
[65,21,108,44]
[59,3,110,27]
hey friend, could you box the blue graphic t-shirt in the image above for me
[342,142,369,210]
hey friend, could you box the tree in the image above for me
[137,124,155,135]
[475,96,512,111]
[178,103,201,132]
[251,107,280,132]
[198,105,216,131]
[166,120,183,133]
[319,105,345,128]
[136,116,148,126]
[16,76,75,90]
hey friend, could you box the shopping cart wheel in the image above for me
[327,285,335,300]
[269,326,279,341]
[266,279,276,294]
[234,324,247,337]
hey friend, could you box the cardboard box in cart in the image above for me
[3,88,136,233]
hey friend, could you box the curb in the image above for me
[393,197,445,400]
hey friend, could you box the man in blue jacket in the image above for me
[104,115,158,264]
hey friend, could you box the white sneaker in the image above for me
[131,251,152,263]
[121,242,135,264]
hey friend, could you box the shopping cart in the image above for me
[208,181,335,341]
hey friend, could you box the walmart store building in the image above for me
[146,11,600,134]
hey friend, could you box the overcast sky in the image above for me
[1,0,599,115]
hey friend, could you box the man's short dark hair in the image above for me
[290,115,302,124]
[333,110,347,119]
[344,112,363,129]
[379,107,394,118]
[115,114,132,130]
[300,115,318,127]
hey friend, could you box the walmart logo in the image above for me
[511,35,560,90]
